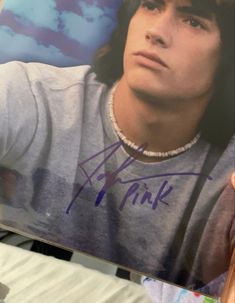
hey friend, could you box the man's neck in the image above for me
[112,77,210,162]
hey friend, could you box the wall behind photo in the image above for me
[0,0,121,66]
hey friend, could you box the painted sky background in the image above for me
[0,0,121,66]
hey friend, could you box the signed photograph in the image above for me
[0,0,234,299]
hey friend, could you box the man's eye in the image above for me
[185,17,204,29]
[141,0,159,11]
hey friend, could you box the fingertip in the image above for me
[231,172,235,189]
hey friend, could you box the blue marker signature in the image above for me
[66,141,212,214]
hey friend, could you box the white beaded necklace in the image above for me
[108,82,201,158]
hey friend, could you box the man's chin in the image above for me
[126,67,160,87]
[127,78,161,98]
[125,80,176,107]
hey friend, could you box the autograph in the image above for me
[66,141,213,214]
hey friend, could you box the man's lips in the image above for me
[134,51,169,69]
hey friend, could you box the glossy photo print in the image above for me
[0,0,234,300]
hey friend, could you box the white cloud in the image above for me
[0,27,80,66]
[61,7,115,48]
[4,0,59,31]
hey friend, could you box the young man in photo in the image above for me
[0,0,234,298]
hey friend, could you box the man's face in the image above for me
[122,0,221,104]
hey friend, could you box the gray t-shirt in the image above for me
[0,61,234,295]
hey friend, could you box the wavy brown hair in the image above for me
[92,0,234,148]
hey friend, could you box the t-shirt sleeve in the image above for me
[0,61,38,165]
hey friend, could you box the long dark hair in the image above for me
[92,0,234,148]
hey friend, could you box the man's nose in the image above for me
[145,12,174,48]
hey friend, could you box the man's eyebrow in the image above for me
[176,6,215,19]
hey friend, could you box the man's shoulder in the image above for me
[230,134,235,143]
[0,61,103,91]
[225,134,235,154]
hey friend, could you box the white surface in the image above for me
[0,243,151,303]
[71,251,117,276]
[0,228,116,275]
